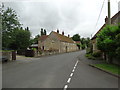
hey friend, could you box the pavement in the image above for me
[2,50,119,89]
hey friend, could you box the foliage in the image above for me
[72,34,80,41]
[92,51,102,57]
[10,28,31,50]
[2,7,21,49]
[81,44,85,50]
[80,37,90,49]
[97,25,120,63]
[33,34,40,44]
[2,7,31,50]
[85,53,96,60]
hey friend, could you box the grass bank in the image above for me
[93,63,120,75]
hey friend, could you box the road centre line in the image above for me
[64,85,68,90]
[67,78,71,83]
[70,73,73,77]
[72,69,75,72]
[73,66,76,69]
[63,60,79,90]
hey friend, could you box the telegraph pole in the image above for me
[108,0,111,25]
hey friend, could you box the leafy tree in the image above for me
[2,6,31,50]
[2,7,21,49]
[97,25,120,63]
[72,34,80,41]
[8,27,31,50]
[85,37,90,48]
[33,34,40,44]
[80,38,86,45]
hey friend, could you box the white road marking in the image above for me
[73,66,76,69]
[64,85,68,90]
[63,60,79,90]
[72,69,75,72]
[70,73,73,77]
[75,60,79,67]
[67,78,71,83]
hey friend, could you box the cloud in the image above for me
[3,0,119,38]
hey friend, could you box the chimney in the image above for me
[62,31,64,35]
[57,29,59,33]
[105,16,108,23]
[68,34,70,38]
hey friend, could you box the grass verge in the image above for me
[93,63,120,75]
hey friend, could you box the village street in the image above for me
[2,50,118,88]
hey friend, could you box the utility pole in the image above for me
[108,0,111,25]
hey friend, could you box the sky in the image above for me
[1,0,120,38]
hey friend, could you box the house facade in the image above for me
[91,11,120,53]
[38,30,78,53]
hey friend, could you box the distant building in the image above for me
[91,11,120,52]
[38,30,78,53]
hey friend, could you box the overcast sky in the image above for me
[1,0,120,38]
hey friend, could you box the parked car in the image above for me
[0,56,8,62]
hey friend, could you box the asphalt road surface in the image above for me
[2,50,119,89]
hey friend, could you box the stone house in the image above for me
[91,11,120,53]
[38,30,78,53]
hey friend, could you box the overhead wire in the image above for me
[91,0,106,38]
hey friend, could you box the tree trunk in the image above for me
[106,54,113,64]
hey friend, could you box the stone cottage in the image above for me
[91,11,120,53]
[38,30,78,53]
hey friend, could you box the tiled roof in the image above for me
[52,31,75,43]
[39,35,48,42]
[91,11,120,40]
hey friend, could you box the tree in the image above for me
[72,34,80,41]
[8,27,31,50]
[2,7,21,49]
[97,25,120,63]
[2,6,31,50]
[33,34,40,44]
[85,37,90,48]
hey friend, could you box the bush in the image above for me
[85,54,96,60]
[92,51,102,57]
[86,48,93,54]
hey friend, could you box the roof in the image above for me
[52,31,75,43]
[39,35,48,42]
[91,11,120,40]
[75,41,81,44]
[30,44,38,48]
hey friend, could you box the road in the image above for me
[2,50,118,89]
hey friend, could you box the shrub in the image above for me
[92,51,102,57]
[85,54,96,60]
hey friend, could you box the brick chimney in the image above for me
[68,34,70,38]
[57,29,59,33]
[62,31,64,35]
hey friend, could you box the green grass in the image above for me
[94,63,120,75]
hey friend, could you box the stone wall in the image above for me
[2,51,12,61]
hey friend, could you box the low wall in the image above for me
[36,50,79,57]
[113,58,120,65]
[2,51,12,61]
[1,51,16,61]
